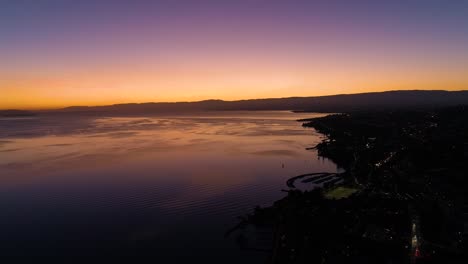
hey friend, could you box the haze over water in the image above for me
[0,111,337,261]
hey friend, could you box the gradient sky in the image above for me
[1,0,468,109]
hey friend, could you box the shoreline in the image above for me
[230,106,467,263]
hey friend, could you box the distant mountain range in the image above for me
[3,90,468,115]
[0,110,35,117]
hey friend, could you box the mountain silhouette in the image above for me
[6,90,468,114]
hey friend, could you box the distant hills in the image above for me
[5,90,468,115]
[0,110,35,117]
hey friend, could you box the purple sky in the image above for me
[1,0,468,108]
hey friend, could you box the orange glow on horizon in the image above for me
[2,1,468,110]
[2,41,468,110]
[2,64,467,109]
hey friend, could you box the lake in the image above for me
[0,111,337,262]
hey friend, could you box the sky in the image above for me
[1,0,468,109]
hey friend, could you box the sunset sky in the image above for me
[1,0,468,109]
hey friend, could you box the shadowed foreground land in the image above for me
[230,106,467,264]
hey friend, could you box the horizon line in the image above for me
[2,89,467,111]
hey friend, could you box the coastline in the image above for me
[230,107,467,263]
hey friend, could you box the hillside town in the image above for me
[230,106,467,263]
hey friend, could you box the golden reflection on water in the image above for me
[0,111,338,260]
[0,111,334,187]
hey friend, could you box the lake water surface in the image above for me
[0,111,337,262]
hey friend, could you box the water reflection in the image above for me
[0,111,336,261]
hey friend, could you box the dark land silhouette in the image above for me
[4,90,467,115]
[229,106,468,263]
[0,110,35,117]
[59,90,468,113]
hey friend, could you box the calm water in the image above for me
[0,111,337,261]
